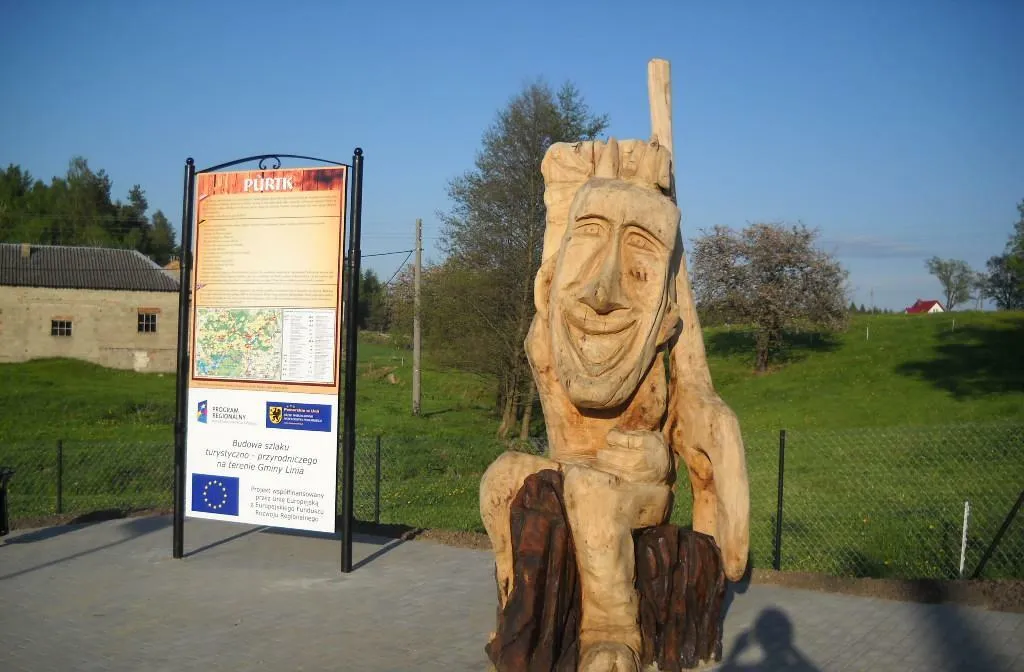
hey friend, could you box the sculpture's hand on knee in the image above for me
[595,428,671,485]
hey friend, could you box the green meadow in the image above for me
[1,311,1021,579]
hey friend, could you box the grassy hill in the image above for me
[2,311,1020,444]
[707,309,1024,431]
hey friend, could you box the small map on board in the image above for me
[194,308,284,381]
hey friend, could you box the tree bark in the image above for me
[497,373,520,439]
[486,469,580,672]
[488,478,728,672]
[519,381,537,440]
[635,526,727,671]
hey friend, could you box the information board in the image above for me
[184,166,347,533]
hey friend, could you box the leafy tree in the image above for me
[148,210,179,265]
[925,256,974,311]
[692,222,849,371]
[357,269,390,332]
[983,199,1024,309]
[0,157,178,265]
[436,79,608,437]
[985,255,1024,309]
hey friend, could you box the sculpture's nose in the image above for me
[580,249,627,315]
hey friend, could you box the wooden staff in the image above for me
[649,57,751,583]
[648,57,712,387]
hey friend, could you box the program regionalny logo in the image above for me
[197,400,208,424]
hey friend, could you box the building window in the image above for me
[51,320,72,337]
[138,312,158,333]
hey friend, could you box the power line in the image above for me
[362,249,414,259]
[384,251,414,287]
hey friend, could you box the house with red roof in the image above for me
[904,299,945,314]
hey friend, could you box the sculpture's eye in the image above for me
[625,230,658,253]
[575,221,604,237]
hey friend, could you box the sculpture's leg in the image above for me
[562,464,671,671]
[479,451,560,610]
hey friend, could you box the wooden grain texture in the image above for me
[636,526,727,671]
[647,59,674,163]
[486,469,580,672]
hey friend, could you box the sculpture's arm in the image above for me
[664,381,750,582]
[663,235,750,582]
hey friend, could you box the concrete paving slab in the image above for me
[1,515,1021,671]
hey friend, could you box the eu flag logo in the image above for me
[191,473,239,516]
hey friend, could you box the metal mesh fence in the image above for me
[774,423,1023,580]
[0,438,385,527]
[2,424,1021,581]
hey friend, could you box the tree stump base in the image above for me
[635,526,726,671]
[486,471,727,672]
[485,469,581,672]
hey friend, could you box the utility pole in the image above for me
[412,218,422,416]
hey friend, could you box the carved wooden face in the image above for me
[549,178,679,409]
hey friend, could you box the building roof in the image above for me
[905,299,944,314]
[0,243,180,292]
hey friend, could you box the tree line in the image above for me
[0,158,180,265]
[0,157,398,330]
[924,202,1024,311]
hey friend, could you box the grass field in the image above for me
[1,311,1022,579]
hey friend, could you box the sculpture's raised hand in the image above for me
[595,428,671,485]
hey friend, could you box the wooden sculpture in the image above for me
[480,60,750,672]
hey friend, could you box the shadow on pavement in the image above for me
[0,515,170,582]
[1,509,145,545]
[187,519,419,569]
[718,608,820,671]
[910,583,1004,671]
[722,553,754,623]
[184,524,268,557]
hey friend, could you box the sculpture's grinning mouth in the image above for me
[563,302,636,336]
[560,305,637,374]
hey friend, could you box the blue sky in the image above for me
[2,0,1022,310]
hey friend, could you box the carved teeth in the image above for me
[564,304,636,335]
[563,320,630,370]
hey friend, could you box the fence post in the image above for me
[959,500,971,578]
[56,439,64,515]
[374,435,381,525]
[773,429,787,571]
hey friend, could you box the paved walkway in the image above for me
[2,515,1022,671]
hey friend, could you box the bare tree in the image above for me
[970,270,988,310]
[691,222,849,371]
[925,257,973,311]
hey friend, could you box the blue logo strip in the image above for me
[265,402,332,432]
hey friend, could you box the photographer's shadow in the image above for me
[719,608,820,671]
